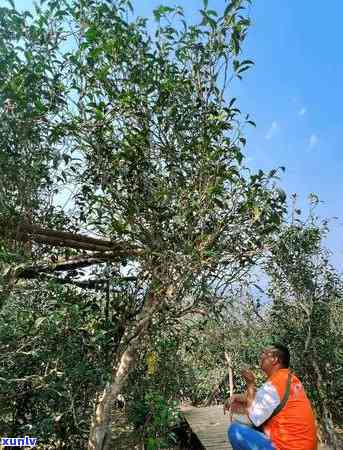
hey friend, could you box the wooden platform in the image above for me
[181,405,233,449]
[181,405,331,450]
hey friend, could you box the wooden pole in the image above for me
[224,352,234,398]
[224,352,234,420]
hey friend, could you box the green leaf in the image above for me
[127,1,133,13]
[62,154,70,165]
[224,0,239,16]
[85,27,98,43]
[232,31,240,55]
[207,10,218,17]
[240,59,255,66]
[229,97,236,108]
[153,5,174,21]
[147,437,158,450]
[238,65,252,74]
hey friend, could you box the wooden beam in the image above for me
[2,222,144,285]
[33,274,137,291]
[36,274,108,290]
[13,254,110,278]
[16,223,142,256]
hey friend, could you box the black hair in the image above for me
[272,343,290,368]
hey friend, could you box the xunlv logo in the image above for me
[0,436,37,447]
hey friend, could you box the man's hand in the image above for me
[223,393,247,417]
[241,369,256,385]
[241,369,257,409]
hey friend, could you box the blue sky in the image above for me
[3,0,343,268]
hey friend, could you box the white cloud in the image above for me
[309,133,319,149]
[265,121,279,140]
[298,107,307,116]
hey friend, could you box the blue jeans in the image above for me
[228,422,275,450]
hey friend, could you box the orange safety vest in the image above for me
[263,369,318,450]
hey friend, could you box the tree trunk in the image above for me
[87,294,157,450]
[312,360,340,450]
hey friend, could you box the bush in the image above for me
[129,391,179,449]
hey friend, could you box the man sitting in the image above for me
[225,344,318,450]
